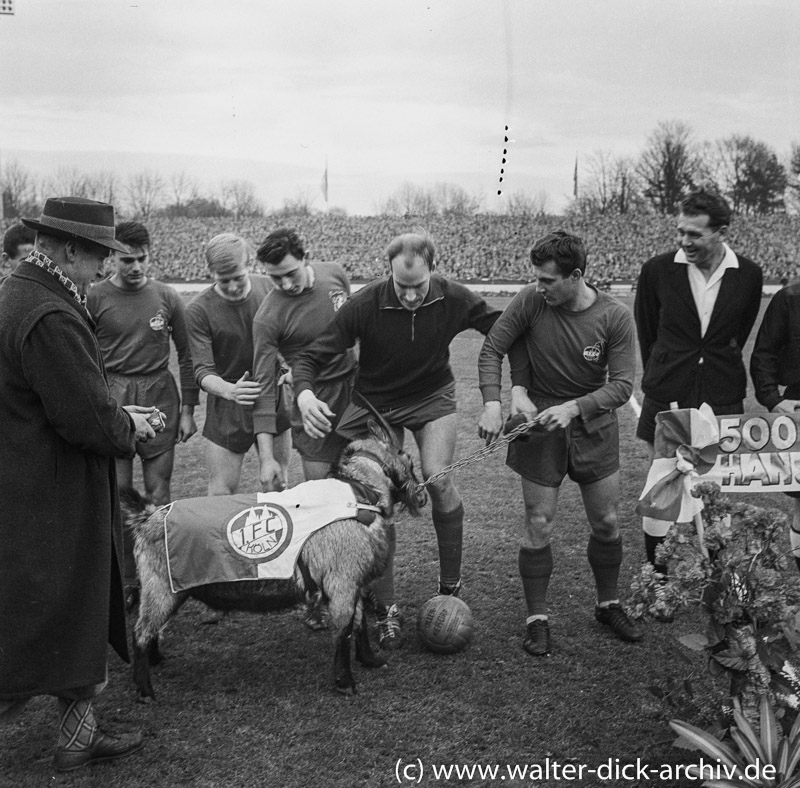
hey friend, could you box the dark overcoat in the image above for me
[0,262,136,700]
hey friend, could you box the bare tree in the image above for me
[713,135,787,214]
[637,120,699,214]
[378,182,438,216]
[0,160,38,218]
[44,166,91,199]
[583,150,617,214]
[584,151,641,214]
[221,178,262,219]
[788,142,800,213]
[383,182,419,216]
[431,182,482,215]
[169,171,199,214]
[416,187,438,216]
[740,139,787,214]
[504,189,549,217]
[86,171,118,205]
[275,187,316,217]
[125,170,165,220]
[611,156,639,214]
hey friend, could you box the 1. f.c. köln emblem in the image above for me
[583,340,606,364]
[226,504,293,561]
[329,289,347,311]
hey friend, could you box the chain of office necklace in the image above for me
[416,416,540,490]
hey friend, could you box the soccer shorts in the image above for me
[204,382,291,454]
[635,395,744,444]
[506,397,619,487]
[336,381,457,440]
[108,369,180,460]
[292,374,354,463]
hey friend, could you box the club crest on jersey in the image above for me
[149,312,167,332]
[329,289,347,311]
[583,341,606,364]
[226,503,293,561]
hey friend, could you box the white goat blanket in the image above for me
[162,479,366,592]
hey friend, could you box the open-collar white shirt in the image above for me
[674,243,739,337]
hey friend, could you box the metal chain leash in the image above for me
[416,416,541,489]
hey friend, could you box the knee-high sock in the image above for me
[432,503,463,588]
[519,545,553,618]
[588,534,622,605]
[371,521,396,610]
[57,697,97,751]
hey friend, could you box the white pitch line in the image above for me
[628,394,641,418]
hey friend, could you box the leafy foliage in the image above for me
[671,695,800,787]
[630,483,800,721]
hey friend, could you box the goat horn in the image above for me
[352,390,399,449]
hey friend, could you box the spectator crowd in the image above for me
[3,212,799,284]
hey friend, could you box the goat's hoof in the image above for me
[136,692,155,705]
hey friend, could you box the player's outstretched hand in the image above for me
[297,390,335,438]
[260,457,287,492]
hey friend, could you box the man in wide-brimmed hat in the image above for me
[0,197,157,772]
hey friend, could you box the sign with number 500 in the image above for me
[718,414,799,453]
[712,413,800,491]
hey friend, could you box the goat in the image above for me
[121,417,427,700]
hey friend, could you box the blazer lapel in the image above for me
[667,262,701,330]
[707,267,738,330]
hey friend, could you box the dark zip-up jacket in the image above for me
[292,274,528,409]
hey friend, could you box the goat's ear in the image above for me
[367,418,392,446]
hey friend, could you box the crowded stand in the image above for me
[3,212,798,283]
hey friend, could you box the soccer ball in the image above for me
[416,595,474,654]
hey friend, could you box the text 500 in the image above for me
[719,415,799,453]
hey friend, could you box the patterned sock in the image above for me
[57,697,97,752]
[371,521,396,611]
[588,535,622,605]
[432,503,463,589]
[519,545,553,617]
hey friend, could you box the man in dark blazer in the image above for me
[634,190,763,571]
[750,280,800,572]
[0,197,156,772]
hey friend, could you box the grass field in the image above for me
[2,293,793,788]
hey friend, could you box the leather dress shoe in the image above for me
[54,730,144,772]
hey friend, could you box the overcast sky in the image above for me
[1,0,798,215]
